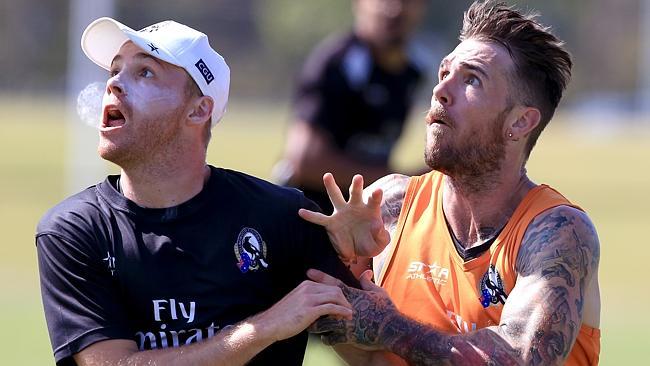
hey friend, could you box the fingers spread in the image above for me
[348,174,365,205]
[367,188,384,210]
[298,208,329,226]
[323,173,346,208]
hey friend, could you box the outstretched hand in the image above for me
[298,173,390,263]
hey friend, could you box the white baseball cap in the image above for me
[81,17,230,125]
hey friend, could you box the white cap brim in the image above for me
[81,17,230,125]
[81,17,182,71]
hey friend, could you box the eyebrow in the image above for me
[459,61,490,80]
[439,58,490,81]
[110,52,164,68]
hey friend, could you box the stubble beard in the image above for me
[424,108,509,192]
[98,106,185,171]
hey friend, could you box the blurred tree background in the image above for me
[0,0,646,112]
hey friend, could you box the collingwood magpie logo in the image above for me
[478,264,508,308]
[102,251,116,276]
[234,228,268,273]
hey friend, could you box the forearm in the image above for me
[145,319,272,365]
[382,315,521,366]
[76,317,276,366]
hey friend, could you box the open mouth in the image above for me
[103,107,126,128]
[426,106,452,128]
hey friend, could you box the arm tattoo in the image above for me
[376,174,408,235]
[315,206,599,366]
[509,206,600,364]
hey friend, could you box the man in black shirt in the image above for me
[274,0,428,213]
[36,18,356,366]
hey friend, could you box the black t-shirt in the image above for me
[36,166,356,365]
[291,32,423,211]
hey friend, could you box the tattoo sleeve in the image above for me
[319,205,600,366]
[370,174,408,236]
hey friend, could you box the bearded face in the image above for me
[424,104,509,183]
[424,39,519,188]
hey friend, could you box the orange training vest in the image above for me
[379,171,600,365]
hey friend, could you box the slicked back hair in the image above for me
[460,0,572,158]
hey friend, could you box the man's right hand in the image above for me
[252,278,354,342]
[74,278,353,366]
[298,173,390,262]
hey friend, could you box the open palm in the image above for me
[299,173,390,262]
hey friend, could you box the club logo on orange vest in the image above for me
[478,264,508,308]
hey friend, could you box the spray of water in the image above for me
[76,82,105,129]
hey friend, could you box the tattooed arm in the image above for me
[299,173,409,261]
[310,205,601,365]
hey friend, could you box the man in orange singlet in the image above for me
[299,1,601,365]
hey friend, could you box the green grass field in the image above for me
[1,97,648,364]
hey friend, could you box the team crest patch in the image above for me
[234,227,269,273]
[478,264,508,308]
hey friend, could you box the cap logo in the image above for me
[148,43,160,54]
[195,59,214,85]
[139,21,171,33]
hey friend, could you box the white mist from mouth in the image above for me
[76,82,104,129]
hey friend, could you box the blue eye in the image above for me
[141,69,154,78]
[466,75,480,86]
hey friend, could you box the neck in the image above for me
[119,160,210,209]
[442,166,535,248]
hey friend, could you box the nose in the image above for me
[106,73,125,97]
[432,78,452,106]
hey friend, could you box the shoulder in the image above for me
[304,32,356,69]
[216,167,309,209]
[517,205,600,278]
[366,174,410,197]
[300,32,369,85]
[37,185,103,237]
[366,174,410,228]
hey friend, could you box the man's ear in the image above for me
[187,96,213,126]
[507,106,541,140]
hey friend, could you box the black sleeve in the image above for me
[36,232,131,364]
[292,48,349,134]
[292,195,360,288]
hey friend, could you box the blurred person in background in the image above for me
[300,1,601,364]
[273,0,429,214]
[36,18,358,366]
